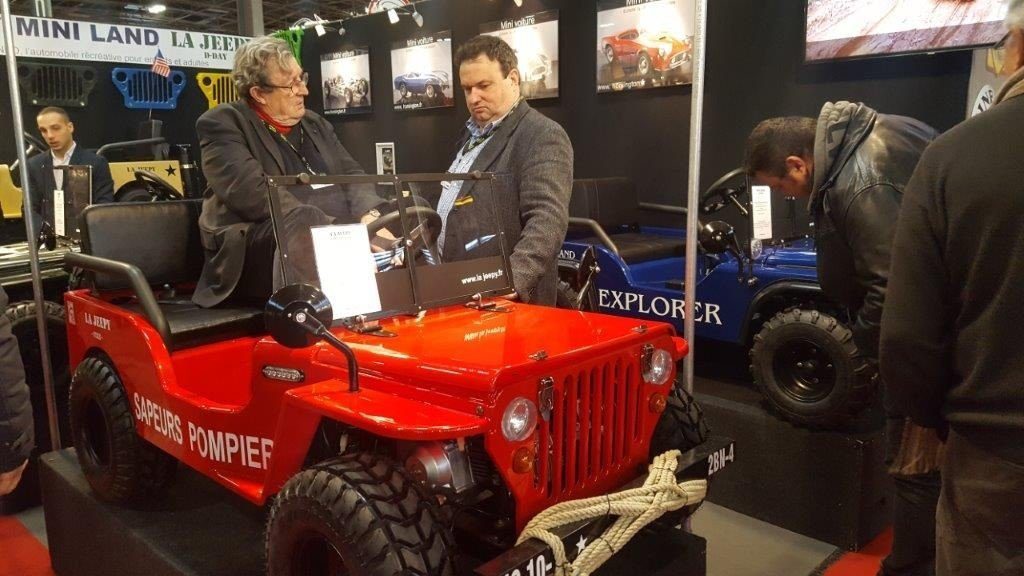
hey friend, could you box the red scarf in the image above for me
[248,102,295,136]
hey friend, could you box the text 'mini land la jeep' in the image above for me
[64,173,731,575]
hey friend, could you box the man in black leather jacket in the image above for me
[745,102,940,576]
[0,286,33,496]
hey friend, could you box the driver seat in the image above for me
[79,200,264,351]
[569,178,685,263]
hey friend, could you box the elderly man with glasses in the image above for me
[193,36,386,308]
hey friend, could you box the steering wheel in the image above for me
[700,167,749,216]
[366,205,443,253]
[116,169,183,202]
[23,131,46,155]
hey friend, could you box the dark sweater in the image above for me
[880,95,1024,464]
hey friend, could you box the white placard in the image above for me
[751,185,773,240]
[53,189,65,237]
[311,225,383,320]
[0,15,249,70]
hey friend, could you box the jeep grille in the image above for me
[537,352,644,499]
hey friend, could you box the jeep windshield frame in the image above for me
[267,172,513,326]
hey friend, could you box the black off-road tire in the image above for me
[555,281,596,311]
[750,309,875,428]
[69,356,177,503]
[267,452,455,576]
[648,386,710,529]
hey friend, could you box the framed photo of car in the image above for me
[390,31,454,111]
[321,48,372,116]
[480,10,559,100]
[596,0,695,93]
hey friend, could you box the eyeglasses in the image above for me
[264,71,309,95]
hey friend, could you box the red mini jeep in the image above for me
[63,174,731,575]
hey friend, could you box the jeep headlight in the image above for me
[659,47,668,58]
[642,346,673,385]
[502,397,538,442]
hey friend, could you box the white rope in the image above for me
[515,450,708,576]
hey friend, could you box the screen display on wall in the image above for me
[805,0,1006,62]
[481,10,559,100]
[596,0,695,93]
[390,31,454,111]
[321,49,372,116]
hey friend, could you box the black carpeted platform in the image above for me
[695,376,891,550]
[40,449,266,576]
[40,448,707,576]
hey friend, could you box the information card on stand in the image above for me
[751,185,773,240]
[311,225,382,320]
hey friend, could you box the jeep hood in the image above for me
[312,304,677,402]
[763,240,816,268]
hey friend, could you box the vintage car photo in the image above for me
[481,10,560,100]
[596,0,696,92]
[806,0,1006,61]
[390,32,455,110]
[320,49,372,115]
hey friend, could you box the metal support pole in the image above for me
[237,0,264,37]
[682,0,708,395]
[31,0,51,18]
[1,4,61,447]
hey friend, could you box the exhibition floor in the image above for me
[0,499,890,576]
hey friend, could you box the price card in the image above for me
[310,224,383,320]
[751,185,773,240]
[53,189,65,237]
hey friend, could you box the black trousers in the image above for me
[937,430,1024,576]
[230,205,334,305]
[881,418,942,576]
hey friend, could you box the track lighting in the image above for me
[388,9,400,24]
[386,5,424,27]
[513,0,523,6]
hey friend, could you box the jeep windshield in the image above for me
[267,172,512,324]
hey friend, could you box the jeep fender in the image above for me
[262,381,489,496]
[740,281,823,343]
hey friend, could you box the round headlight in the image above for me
[643,348,673,385]
[502,397,538,442]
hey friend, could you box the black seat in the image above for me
[80,200,264,351]
[569,178,685,263]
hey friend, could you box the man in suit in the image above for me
[27,106,114,230]
[194,36,386,307]
[442,35,573,306]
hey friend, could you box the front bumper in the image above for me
[474,435,735,576]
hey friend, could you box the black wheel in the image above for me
[69,356,176,503]
[637,53,652,77]
[267,452,455,576]
[425,84,437,98]
[555,281,595,311]
[750,309,875,428]
[649,386,710,528]
[114,183,158,203]
[399,82,408,97]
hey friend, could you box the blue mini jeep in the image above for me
[557,170,874,428]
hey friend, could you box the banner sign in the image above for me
[0,16,250,70]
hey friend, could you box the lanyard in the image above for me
[460,99,522,156]
[263,121,322,176]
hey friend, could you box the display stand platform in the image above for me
[695,376,891,550]
[40,448,707,576]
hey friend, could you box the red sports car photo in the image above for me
[601,29,692,77]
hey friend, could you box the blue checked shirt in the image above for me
[438,102,519,254]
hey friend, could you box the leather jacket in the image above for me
[808,102,937,359]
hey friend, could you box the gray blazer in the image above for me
[192,102,380,308]
[445,101,573,305]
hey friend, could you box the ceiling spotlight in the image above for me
[338,23,346,37]
[387,8,400,24]
[147,3,166,14]
[412,8,424,27]
[513,0,522,6]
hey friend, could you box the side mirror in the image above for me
[698,220,736,255]
[266,284,361,392]
[265,283,334,348]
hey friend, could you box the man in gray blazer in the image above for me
[193,36,384,307]
[443,35,573,306]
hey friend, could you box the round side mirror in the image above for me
[265,284,334,349]
[699,220,736,255]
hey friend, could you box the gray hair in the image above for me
[1008,0,1024,29]
[232,36,295,100]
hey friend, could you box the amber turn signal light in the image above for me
[649,393,667,414]
[512,445,535,474]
